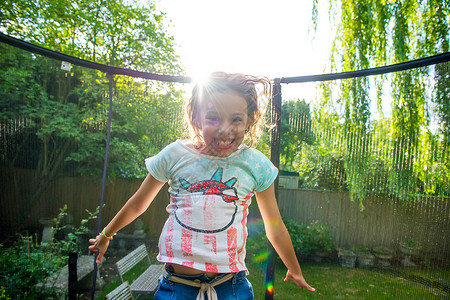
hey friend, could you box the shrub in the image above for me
[0,236,65,299]
[0,205,100,299]
[246,218,335,262]
[283,218,335,256]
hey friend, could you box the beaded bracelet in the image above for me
[102,228,116,240]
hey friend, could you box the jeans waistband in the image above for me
[163,265,246,284]
[163,266,246,300]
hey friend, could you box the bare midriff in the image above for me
[165,262,224,279]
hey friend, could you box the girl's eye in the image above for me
[207,116,219,123]
[233,118,243,122]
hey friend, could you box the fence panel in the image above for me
[278,188,450,258]
[2,169,448,260]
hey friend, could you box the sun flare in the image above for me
[189,69,212,87]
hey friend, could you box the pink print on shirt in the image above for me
[237,194,252,266]
[180,195,193,257]
[204,235,217,254]
[227,227,240,272]
[205,262,218,273]
[182,261,195,268]
[176,168,239,233]
[182,229,193,257]
[165,214,175,260]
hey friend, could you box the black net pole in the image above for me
[270,82,282,207]
[68,252,78,300]
[265,80,282,299]
[90,73,114,299]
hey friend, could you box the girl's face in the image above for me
[196,91,248,157]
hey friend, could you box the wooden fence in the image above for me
[1,168,449,259]
[277,189,450,258]
[0,168,168,241]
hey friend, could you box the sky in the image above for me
[156,0,335,101]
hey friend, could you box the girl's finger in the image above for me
[307,285,316,292]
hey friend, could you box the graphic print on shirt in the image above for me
[175,167,238,233]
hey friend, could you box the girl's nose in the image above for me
[218,122,232,135]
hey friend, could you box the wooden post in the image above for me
[265,79,282,300]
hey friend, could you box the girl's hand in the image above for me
[88,234,110,264]
[284,270,316,292]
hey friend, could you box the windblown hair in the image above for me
[186,72,272,148]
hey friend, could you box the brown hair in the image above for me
[186,72,272,147]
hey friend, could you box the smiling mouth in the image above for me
[214,139,234,149]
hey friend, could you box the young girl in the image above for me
[89,72,315,299]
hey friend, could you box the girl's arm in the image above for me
[88,173,165,263]
[254,183,315,292]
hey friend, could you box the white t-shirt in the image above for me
[145,140,278,273]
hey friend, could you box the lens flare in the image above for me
[247,218,264,226]
[265,282,274,295]
[252,251,270,263]
[191,70,211,88]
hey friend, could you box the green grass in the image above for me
[96,260,449,299]
[401,267,450,285]
[247,262,449,299]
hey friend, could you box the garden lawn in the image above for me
[247,262,448,299]
[95,261,449,299]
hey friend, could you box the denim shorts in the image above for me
[154,266,254,300]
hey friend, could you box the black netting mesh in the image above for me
[1,34,449,299]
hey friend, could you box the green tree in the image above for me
[298,89,347,192]
[280,99,314,171]
[0,0,184,229]
[311,0,449,203]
